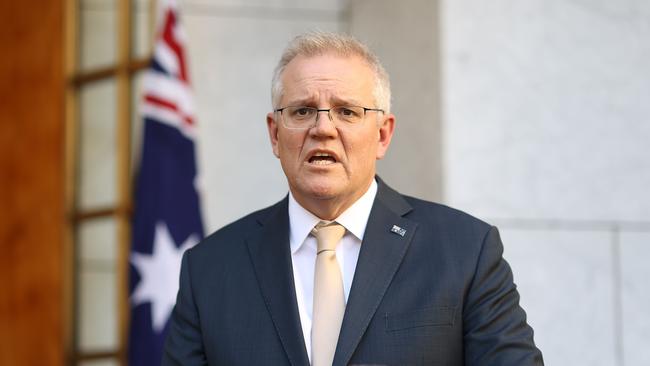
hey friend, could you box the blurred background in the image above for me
[2,0,649,365]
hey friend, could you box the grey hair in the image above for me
[271,31,391,112]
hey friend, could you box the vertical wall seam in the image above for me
[612,227,625,366]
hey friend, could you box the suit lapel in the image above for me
[333,180,418,366]
[246,198,310,366]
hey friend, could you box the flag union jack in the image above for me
[128,1,204,365]
[141,5,195,133]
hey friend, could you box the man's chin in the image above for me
[292,179,343,201]
[306,185,340,201]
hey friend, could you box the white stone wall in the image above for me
[441,0,650,365]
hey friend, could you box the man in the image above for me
[163,32,543,365]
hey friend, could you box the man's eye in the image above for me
[292,107,314,118]
[337,107,360,118]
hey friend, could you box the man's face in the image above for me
[266,53,395,219]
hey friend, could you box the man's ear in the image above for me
[267,112,280,158]
[376,113,395,160]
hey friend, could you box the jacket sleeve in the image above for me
[162,250,208,366]
[463,226,544,365]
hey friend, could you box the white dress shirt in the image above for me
[288,179,378,362]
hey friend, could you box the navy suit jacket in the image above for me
[163,179,543,365]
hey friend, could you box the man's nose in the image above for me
[311,109,337,135]
[315,109,333,123]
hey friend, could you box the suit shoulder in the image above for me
[402,194,492,233]
[398,194,499,269]
[186,199,284,257]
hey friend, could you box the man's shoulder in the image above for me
[403,194,490,229]
[388,190,498,260]
[188,198,287,258]
[376,179,491,232]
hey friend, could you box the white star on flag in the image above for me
[130,221,199,332]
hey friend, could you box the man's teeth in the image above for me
[309,152,336,164]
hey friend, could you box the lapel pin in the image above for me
[390,224,406,237]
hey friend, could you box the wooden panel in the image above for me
[0,0,65,365]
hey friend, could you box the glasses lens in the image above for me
[279,106,373,129]
[283,106,316,128]
[332,106,365,124]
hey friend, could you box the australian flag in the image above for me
[128,0,204,364]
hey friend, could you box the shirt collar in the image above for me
[288,179,378,254]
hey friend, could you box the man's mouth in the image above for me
[308,152,338,165]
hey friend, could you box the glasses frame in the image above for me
[274,105,385,130]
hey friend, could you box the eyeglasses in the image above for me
[274,105,384,130]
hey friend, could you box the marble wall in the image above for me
[441,0,650,364]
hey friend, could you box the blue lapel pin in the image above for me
[390,224,406,237]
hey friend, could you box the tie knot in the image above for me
[312,221,345,252]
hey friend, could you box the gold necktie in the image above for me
[311,221,346,366]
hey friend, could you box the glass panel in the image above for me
[132,0,153,60]
[80,0,117,71]
[79,359,119,366]
[77,267,118,351]
[78,79,117,210]
[78,217,117,262]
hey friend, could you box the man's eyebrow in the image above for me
[331,97,366,107]
[282,97,369,107]
[283,98,317,107]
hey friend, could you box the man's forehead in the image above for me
[280,83,370,107]
[280,53,375,102]
[282,93,366,107]
[283,53,373,79]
